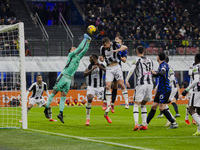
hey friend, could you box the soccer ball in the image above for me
[87,25,96,34]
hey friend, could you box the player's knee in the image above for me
[151,105,157,110]
[189,107,195,115]
[106,84,111,90]
[87,95,93,103]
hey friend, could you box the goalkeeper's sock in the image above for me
[59,97,66,112]
[46,93,55,108]
[86,102,91,119]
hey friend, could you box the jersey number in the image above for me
[143,62,151,72]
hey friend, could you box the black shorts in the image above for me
[174,92,178,100]
[154,91,171,104]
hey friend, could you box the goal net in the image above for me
[0,23,27,129]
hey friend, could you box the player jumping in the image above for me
[84,54,106,125]
[126,46,153,131]
[100,37,128,123]
[44,34,91,123]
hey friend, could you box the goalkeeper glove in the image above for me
[182,89,189,96]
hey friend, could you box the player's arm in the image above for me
[97,63,106,72]
[176,83,181,99]
[26,83,34,99]
[120,50,127,63]
[84,65,98,77]
[125,61,137,88]
[112,45,128,53]
[151,68,166,77]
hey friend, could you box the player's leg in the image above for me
[118,79,129,109]
[85,86,95,125]
[164,104,176,127]
[185,104,190,124]
[56,91,67,123]
[172,97,180,117]
[111,80,118,113]
[27,103,33,114]
[104,81,112,117]
[102,86,107,111]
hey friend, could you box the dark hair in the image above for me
[36,74,42,78]
[165,56,169,63]
[158,52,166,61]
[195,53,200,62]
[68,47,72,52]
[90,54,98,59]
[102,37,110,44]
[136,46,144,54]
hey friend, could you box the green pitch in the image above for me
[0,105,199,150]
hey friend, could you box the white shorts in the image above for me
[29,97,47,107]
[87,86,104,100]
[106,64,123,82]
[169,87,177,101]
[134,84,153,102]
[189,92,200,107]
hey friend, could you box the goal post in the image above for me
[0,22,27,129]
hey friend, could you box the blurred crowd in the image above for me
[83,0,200,50]
[0,0,17,25]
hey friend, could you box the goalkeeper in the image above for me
[44,34,91,123]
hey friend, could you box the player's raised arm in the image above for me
[84,65,98,77]
[112,44,128,53]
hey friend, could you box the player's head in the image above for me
[115,36,123,44]
[165,56,169,63]
[102,37,111,49]
[136,46,145,55]
[195,53,200,64]
[157,52,166,62]
[36,74,42,84]
[89,54,98,65]
[68,47,76,53]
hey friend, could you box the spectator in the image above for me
[25,40,31,56]
[80,82,87,89]
[72,83,79,89]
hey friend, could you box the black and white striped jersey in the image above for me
[189,63,200,92]
[87,63,105,88]
[168,65,177,88]
[28,82,48,98]
[100,42,120,66]
[132,56,154,86]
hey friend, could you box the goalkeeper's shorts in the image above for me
[53,74,72,94]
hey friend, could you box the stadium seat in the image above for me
[191,47,199,54]
[177,47,185,55]
[186,48,191,55]
[146,47,153,55]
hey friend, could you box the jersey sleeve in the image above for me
[169,66,174,76]
[101,64,106,68]
[192,65,200,75]
[121,50,127,58]
[44,83,48,91]
[28,83,35,92]
[88,64,92,70]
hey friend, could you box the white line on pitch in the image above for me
[28,129,153,150]
[85,136,195,139]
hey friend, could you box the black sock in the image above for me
[159,111,163,115]
[162,109,175,123]
[112,89,117,104]
[103,87,106,100]
[59,111,63,116]
[172,102,179,114]
[147,109,156,124]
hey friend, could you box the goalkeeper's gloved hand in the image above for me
[182,89,189,96]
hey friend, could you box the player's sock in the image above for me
[133,104,139,125]
[111,89,117,104]
[59,97,66,112]
[162,109,175,123]
[185,105,189,120]
[48,107,52,119]
[105,90,111,115]
[46,93,55,108]
[165,105,174,119]
[172,102,179,114]
[122,89,128,105]
[141,105,147,126]
[147,109,156,124]
[27,108,30,114]
[86,102,91,119]
[192,113,200,125]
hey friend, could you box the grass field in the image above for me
[0,105,199,150]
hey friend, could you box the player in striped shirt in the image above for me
[44,34,91,123]
[84,54,106,125]
[147,52,178,129]
[125,46,153,131]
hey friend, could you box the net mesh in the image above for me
[0,26,22,128]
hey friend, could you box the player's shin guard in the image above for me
[59,97,66,112]
[141,105,147,126]
[48,107,52,119]
[112,89,117,104]
[185,105,190,120]
[147,109,156,124]
[122,89,128,105]
[86,102,91,119]
[172,102,179,114]
[162,109,175,123]
[192,113,200,125]
[46,93,55,108]
[133,104,139,125]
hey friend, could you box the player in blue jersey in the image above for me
[147,52,178,129]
